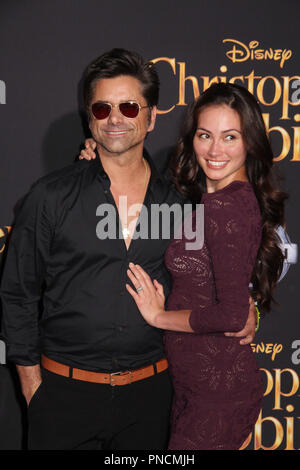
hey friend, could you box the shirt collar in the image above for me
[92,147,170,201]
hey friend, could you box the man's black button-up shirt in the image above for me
[1,152,184,372]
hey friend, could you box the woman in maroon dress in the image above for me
[126,83,286,450]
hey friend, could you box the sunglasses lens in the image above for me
[92,103,111,120]
[119,102,140,118]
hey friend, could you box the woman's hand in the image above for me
[126,263,165,327]
[79,138,97,160]
[224,296,257,345]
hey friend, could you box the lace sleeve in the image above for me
[189,189,261,334]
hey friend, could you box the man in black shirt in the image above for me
[1,49,256,450]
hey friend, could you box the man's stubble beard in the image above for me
[96,135,146,157]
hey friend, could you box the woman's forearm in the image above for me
[153,309,194,332]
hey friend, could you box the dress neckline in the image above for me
[202,180,252,199]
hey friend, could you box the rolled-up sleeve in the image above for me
[0,181,53,365]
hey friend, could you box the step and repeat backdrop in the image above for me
[0,0,299,450]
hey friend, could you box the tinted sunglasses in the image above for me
[91,101,149,120]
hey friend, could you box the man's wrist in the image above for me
[16,364,42,404]
[23,381,42,404]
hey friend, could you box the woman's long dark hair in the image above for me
[170,82,287,312]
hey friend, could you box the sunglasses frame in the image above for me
[91,100,149,120]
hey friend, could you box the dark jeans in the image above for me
[28,367,173,450]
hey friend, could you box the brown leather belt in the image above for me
[41,355,168,386]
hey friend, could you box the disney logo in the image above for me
[223,39,292,68]
[0,226,11,254]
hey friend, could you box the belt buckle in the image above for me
[110,370,131,386]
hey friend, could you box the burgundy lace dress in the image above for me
[164,181,264,450]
